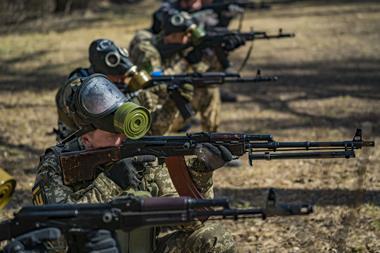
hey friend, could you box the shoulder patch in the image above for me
[32,183,47,206]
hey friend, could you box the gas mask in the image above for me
[162,10,197,35]
[68,74,151,140]
[89,39,137,77]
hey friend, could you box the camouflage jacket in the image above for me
[129,30,223,132]
[128,30,222,75]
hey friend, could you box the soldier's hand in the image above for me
[222,34,246,52]
[146,83,169,97]
[195,143,233,171]
[3,228,61,253]
[84,230,119,253]
[179,83,194,102]
[136,90,160,111]
[105,156,155,190]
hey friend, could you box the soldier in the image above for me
[34,74,236,252]
[151,0,245,102]
[0,168,119,253]
[130,9,244,132]
[55,38,193,140]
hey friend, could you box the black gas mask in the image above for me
[89,39,137,76]
[161,9,197,35]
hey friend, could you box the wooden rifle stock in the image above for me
[61,146,121,185]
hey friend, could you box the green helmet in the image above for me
[56,74,151,140]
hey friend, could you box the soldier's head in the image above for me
[57,74,151,149]
[89,39,137,84]
[178,0,203,10]
[161,9,196,45]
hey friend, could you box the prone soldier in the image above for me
[34,74,237,252]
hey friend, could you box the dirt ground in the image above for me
[0,0,379,252]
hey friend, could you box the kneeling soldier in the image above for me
[34,74,236,252]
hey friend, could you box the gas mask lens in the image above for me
[79,75,125,117]
[171,14,185,26]
[105,51,121,68]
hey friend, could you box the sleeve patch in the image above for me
[32,184,47,206]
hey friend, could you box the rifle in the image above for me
[147,71,277,88]
[59,129,374,186]
[127,70,277,120]
[0,193,312,253]
[157,28,294,67]
[192,28,295,68]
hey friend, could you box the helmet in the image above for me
[89,39,137,76]
[56,74,151,140]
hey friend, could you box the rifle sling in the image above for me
[165,156,213,217]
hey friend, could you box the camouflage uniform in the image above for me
[33,139,235,253]
[129,30,222,132]
[137,84,182,135]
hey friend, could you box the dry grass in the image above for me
[0,1,379,252]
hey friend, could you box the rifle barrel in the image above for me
[226,76,278,83]
[241,31,296,40]
[249,150,356,161]
[248,140,371,149]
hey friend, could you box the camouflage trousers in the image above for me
[172,86,221,132]
[156,223,235,253]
